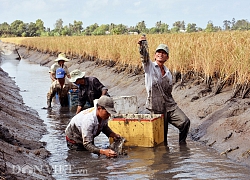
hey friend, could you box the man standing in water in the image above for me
[49,53,71,81]
[65,95,120,158]
[69,69,109,114]
[138,35,190,144]
[47,68,76,108]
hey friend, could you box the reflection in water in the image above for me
[1,56,250,180]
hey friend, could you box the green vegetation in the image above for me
[0,18,250,37]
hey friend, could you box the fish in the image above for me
[109,137,127,156]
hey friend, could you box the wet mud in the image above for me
[0,45,54,179]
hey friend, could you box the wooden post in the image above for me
[15,46,21,60]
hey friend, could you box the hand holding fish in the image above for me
[138,34,149,61]
[138,34,147,45]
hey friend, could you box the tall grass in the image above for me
[2,31,250,88]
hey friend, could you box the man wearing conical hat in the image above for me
[49,53,71,81]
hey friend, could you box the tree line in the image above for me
[0,18,249,37]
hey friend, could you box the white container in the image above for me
[112,95,138,114]
[94,95,138,114]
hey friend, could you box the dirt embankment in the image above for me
[1,41,250,179]
[0,43,54,179]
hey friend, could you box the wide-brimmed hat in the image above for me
[155,44,169,54]
[69,69,85,82]
[56,68,66,78]
[97,96,117,114]
[54,53,69,62]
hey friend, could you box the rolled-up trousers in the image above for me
[153,106,190,144]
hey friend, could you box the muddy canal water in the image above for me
[1,55,250,180]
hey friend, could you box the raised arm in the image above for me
[138,35,150,64]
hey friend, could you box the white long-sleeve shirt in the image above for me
[142,59,177,113]
[65,107,113,147]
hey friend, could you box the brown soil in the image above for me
[0,41,250,179]
[0,42,54,179]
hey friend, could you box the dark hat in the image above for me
[97,96,116,114]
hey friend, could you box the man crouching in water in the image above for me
[65,96,120,158]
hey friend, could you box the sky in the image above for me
[1,0,250,29]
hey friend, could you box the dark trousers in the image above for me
[66,140,87,151]
[154,106,190,144]
[59,96,69,107]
